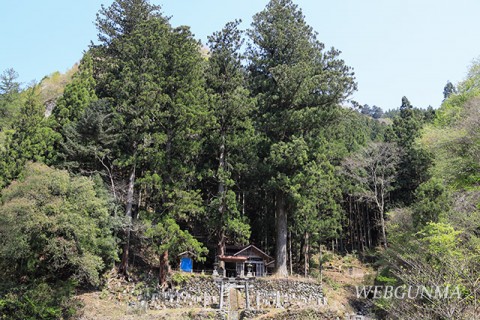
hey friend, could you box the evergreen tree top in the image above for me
[95,0,165,44]
[400,96,412,111]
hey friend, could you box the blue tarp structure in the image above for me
[180,257,193,272]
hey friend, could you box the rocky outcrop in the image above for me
[44,99,56,117]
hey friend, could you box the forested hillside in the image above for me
[0,0,478,319]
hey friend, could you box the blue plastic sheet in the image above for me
[180,257,193,272]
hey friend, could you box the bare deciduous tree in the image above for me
[384,239,480,320]
[342,142,400,248]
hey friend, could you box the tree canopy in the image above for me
[1,0,479,318]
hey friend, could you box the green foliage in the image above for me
[0,280,82,320]
[417,222,462,259]
[0,86,61,188]
[289,156,342,241]
[433,59,480,127]
[248,0,356,141]
[387,96,433,205]
[383,221,479,319]
[381,61,479,318]
[170,272,194,285]
[144,217,208,261]
[0,162,117,285]
[326,108,387,160]
[385,207,414,244]
[383,108,400,119]
[247,0,357,272]
[2,4,478,319]
[207,186,251,244]
[0,162,117,319]
[391,97,420,148]
[361,104,384,119]
[412,178,451,228]
[268,136,309,187]
[0,68,22,130]
[52,53,97,129]
[323,276,341,291]
[0,68,20,95]
[91,0,209,208]
[443,81,457,100]
[59,99,119,174]
[375,267,397,286]
[202,20,256,248]
[62,0,213,275]
[95,0,162,44]
[421,94,480,188]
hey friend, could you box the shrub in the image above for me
[0,163,117,318]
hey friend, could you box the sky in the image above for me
[1,0,480,111]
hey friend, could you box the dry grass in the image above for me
[77,254,374,319]
[78,292,218,320]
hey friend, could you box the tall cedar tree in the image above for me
[139,23,209,285]
[91,0,165,276]
[289,154,342,275]
[389,96,432,205]
[247,0,356,275]
[205,20,256,268]
[91,0,208,278]
[443,81,456,100]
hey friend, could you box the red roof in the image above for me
[219,255,248,262]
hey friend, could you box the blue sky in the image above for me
[1,0,480,111]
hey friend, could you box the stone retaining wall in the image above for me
[129,274,325,311]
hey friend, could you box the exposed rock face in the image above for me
[44,99,56,117]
